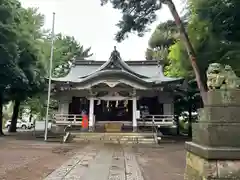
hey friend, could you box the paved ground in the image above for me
[45,143,185,180]
[0,137,185,180]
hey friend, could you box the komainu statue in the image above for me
[206,63,240,90]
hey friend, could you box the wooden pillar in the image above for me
[132,97,137,132]
[89,97,94,132]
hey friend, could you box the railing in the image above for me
[54,114,83,126]
[148,115,175,143]
[53,114,96,126]
[152,118,160,143]
[138,115,175,127]
[53,114,175,128]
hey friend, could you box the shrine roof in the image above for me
[51,46,182,85]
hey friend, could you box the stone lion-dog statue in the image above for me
[206,63,240,90]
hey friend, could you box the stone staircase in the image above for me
[68,132,157,144]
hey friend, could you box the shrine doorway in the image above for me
[94,100,132,122]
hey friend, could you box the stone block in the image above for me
[198,106,240,123]
[206,90,240,106]
[185,89,240,179]
[88,126,94,132]
[185,152,217,179]
[133,126,138,132]
[185,141,240,160]
[192,123,240,147]
[104,123,123,132]
[185,152,240,180]
[217,161,240,179]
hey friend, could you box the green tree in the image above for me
[8,7,46,132]
[146,20,184,62]
[166,41,190,77]
[101,0,207,103]
[0,3,94,133]
[0,0,29,135]
[22,33,94,122]
[149,20,179,49]
[48,33,93,78]
[165,0,240,137]
[168,0,240,83]
[8,39,46,132]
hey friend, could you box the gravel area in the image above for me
[134,142,186,180]
[0,138,82,180]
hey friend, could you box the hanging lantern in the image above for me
[97,99,101,105]
[124,100,128,112]
[124,100,128,107]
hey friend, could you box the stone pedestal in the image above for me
[88,126,94,132]
[132,126,138,132]
[185,90,240,180]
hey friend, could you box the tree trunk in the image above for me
[175,115,180,135]
[9,100,21,133]
[19,106,23,119]
[163,0,207,105]
[0,94,4,136]
[188,95,193,138]
[29,108,33,122]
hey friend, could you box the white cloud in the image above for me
[20,0,183,60]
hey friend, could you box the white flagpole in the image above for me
[44,12,56,141]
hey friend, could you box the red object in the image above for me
[82,114,88,128]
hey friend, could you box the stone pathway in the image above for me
[45,144,144,180]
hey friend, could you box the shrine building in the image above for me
[51,47,183,132]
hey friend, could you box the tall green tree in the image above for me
[168,0,240,82]
[101,0,207,104]
[149,20,179,49]
[8,7,46,132]
[165,0,240,137]
[8,39,46,132]
[47,33,93,78]
[0,0,29,135]
[146,20,179,65]
[22,33,94,122]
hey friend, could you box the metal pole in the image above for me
[44,12,56,141]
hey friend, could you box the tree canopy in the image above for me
[0,0,93,134]
[166,0,240,80]
[140,0,240,135]
[50,33,93,78]
[140,0,240,81]
[0,0,26,134]
[101,0,208,103]
[145,20,179,61]
[7,7,46,132]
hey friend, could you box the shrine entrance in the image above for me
[94,100,133,122]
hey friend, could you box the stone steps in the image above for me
[70,132,156,144]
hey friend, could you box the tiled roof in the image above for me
[51,47,182,85]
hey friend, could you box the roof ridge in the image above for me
[75,46,149,79]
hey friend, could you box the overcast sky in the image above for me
[20,0,183,60]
